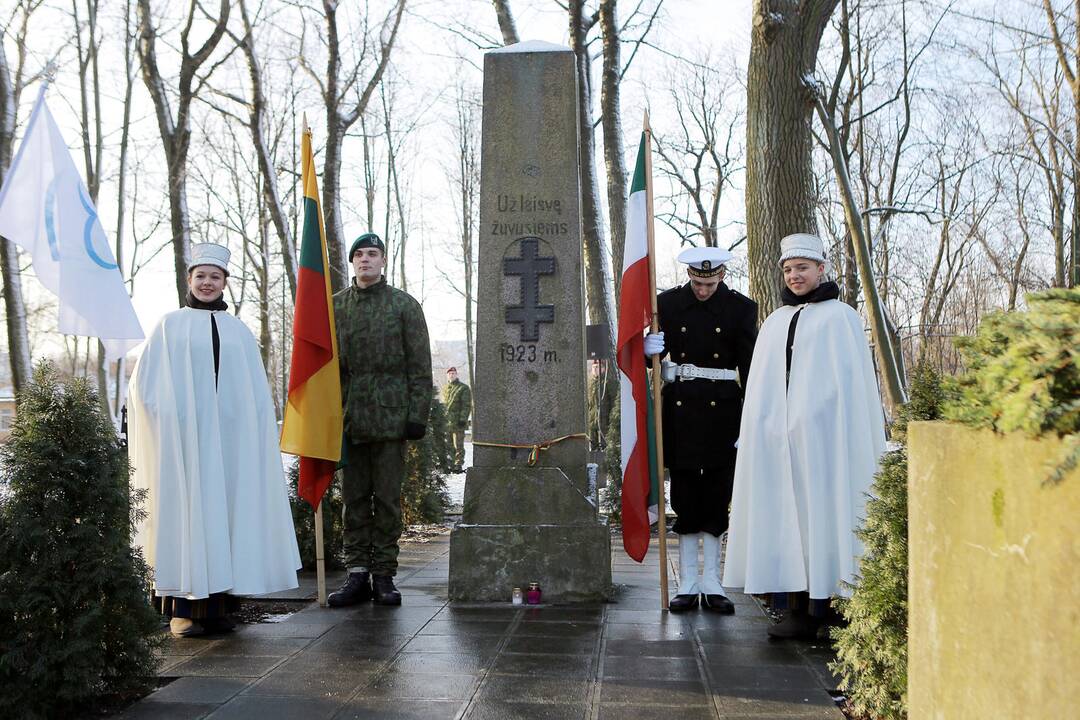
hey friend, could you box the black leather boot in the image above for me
[668,593,700,612]
[327,571,372,607]
[767,610,821,640]
[372,574,402,606]
[702,594,735,614]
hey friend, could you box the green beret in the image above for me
[349,233,385,259]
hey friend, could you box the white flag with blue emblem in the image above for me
[0,88,143,359]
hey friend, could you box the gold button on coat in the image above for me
[715,327,721,333]
[713,353,719,358]
[680,326,687,332]
[676,401,682,406]
[710,401,716,406]
[680,352,686,358]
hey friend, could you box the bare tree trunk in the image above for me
[323,113,348,287]
[599,0,628,297]
[842,231,858,307]
[112,0,138,417]
[381,85,409,291]
[1042,0,1080,286]
[569,0,618,444]
[72,0,115,415]
[314,0,406,291]
[361,113,377,230]
[0,11,37,396]
[492,0,520,45]
[813,94,907,415]
[255,194,278,416]
[746,0,839,320]
[1073,112,1080,288]
[137,0,232,305]
[454,89,479,387]
[236,0,297,297]
[569,2,615,340]
[1055,173,1067,287]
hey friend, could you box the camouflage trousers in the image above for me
[341,439,406,576]
[450,429,467,468]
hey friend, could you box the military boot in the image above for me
[700,533,735,615]
[766,610,821,640]
[328,570,372,607]
[669,533,702,613]
[169,617,204,637]
[372,574,402,606]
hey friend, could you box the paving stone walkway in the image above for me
[119,534,844,719]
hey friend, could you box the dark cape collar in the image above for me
[184,291,228,311]
[781,280,840,307]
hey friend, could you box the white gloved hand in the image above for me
[644,331,665,357]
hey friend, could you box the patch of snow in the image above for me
[490,40,568,54]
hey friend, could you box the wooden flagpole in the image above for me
[302,112,329,608]
[315,496,328,606]
[642,111,669,610]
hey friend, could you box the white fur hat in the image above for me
[188,243,231,274]
[778,233,826,266]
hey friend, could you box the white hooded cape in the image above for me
[129,307,300,599]
[722,299,886,598]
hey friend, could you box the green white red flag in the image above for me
[617,127,661,562]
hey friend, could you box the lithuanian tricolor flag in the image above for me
[281,127,343,508]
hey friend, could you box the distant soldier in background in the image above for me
[328,232,432,608]
[442,367,472,473]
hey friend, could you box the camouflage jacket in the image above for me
[441,379,472,429]
[334,277,432,443]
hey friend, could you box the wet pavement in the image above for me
[119,534,844,719]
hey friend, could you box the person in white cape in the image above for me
[721,233,887,640]
[128,243,301,637]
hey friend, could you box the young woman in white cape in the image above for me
[128,243,301,637]
[721,233,887,640]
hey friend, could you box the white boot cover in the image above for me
[677,533,702,596]
[701,532,726,595]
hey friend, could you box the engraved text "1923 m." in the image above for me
[500,344,558,363]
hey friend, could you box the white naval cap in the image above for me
[778,233,826,266]
[677,246,734,278]
[188,243,231,275]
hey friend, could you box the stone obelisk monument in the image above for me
[448,41,611,602]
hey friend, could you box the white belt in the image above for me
[661,361,737,382]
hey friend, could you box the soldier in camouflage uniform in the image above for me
[441,367,472,472]
[328,233,432,607]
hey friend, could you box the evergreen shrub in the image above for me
[603,399,623,522]
[288,460,345,571]
[831,361,943,720]
[292,396,452,564]
[0,362,163,719]
[402,396,451,525]
[943,287,1080,484]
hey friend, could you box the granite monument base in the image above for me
[449,521,611,603]
[449,465,611,603]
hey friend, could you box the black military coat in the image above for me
[656,281,757,469]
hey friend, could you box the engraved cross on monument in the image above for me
[504,237,556,342]
[448,41,612,602]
